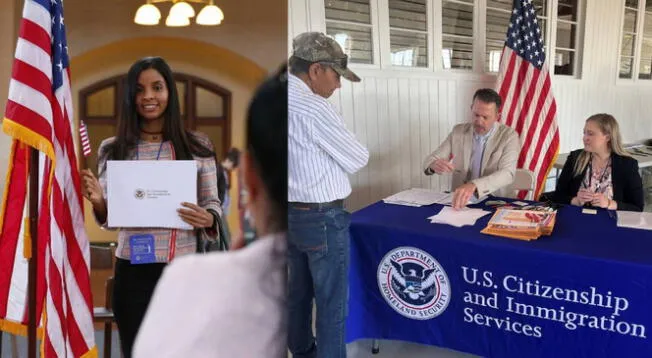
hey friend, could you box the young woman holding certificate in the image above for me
[81,57,221,358]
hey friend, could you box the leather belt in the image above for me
[289,199,344,210]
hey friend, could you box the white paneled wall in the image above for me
[290,0,652,211]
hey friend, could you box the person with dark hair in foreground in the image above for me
[423,88,521,209]
[132,65,288,357]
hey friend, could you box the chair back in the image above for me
[509,169,536,200]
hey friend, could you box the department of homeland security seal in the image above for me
[377,246,451,320]
[134,189,145,200]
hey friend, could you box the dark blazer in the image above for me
[553,149,644,212]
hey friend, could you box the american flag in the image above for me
[79,120,91,156]
[496,0,560,199]
[0,0,96,356]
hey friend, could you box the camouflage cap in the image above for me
[292,32,361,82]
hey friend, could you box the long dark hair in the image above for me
[100,57,213,172]
[248,65,288,354]
[247,64,288,231]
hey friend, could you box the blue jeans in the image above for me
[287,202,351,358]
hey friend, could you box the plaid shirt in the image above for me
[96,132,221,263]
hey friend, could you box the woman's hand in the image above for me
[81,169,104,205]
[591,192,610,208]
[177,203,215,229]
[573,188,594,206]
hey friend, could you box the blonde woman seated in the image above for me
[553,113,644,212]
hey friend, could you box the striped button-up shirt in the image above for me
[96,133,221,263]
[288,74,369,203]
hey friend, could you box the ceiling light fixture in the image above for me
[134,0,224,26]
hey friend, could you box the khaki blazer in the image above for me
[423,123,521,198]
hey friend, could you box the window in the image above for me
[620,0,639,78]
[325,0,374,64]
[554,0,581,75]
[319,0,584,74]
[485,0,582,76]
[389,0,428,67]
[619,0,652,79]
[486,0,512,72]
[641,3,652,79]
[442,0,474,69]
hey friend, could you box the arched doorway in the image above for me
[79,73,231,175]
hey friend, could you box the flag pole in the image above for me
[28,147,39,358]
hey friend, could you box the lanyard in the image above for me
[134,140,180,262]
[588,156,611,192]
[135,140,165,161]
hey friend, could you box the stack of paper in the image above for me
[617,211,652,230]
[481,208,557,240]
[383,188,454,207]
[383,188,485,207]
[427,207,490,227]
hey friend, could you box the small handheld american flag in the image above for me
[79,120,91,157]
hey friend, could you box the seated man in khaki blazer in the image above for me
[423,88,520,209]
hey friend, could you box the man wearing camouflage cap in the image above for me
[288,32,369,358]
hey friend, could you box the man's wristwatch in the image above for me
[425,167,434,175]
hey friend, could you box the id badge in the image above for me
[129,234,156,264]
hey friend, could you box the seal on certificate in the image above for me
[377,247,451,320]
[134,188,146,200]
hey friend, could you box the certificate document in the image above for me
[106,160,197,230]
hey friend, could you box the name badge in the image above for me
[129,234,156,264]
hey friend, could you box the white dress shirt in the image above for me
[133,233,287,358]
[288,74,369,203]
[470,123,498,180]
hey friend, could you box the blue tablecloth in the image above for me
[346,200,652,357]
